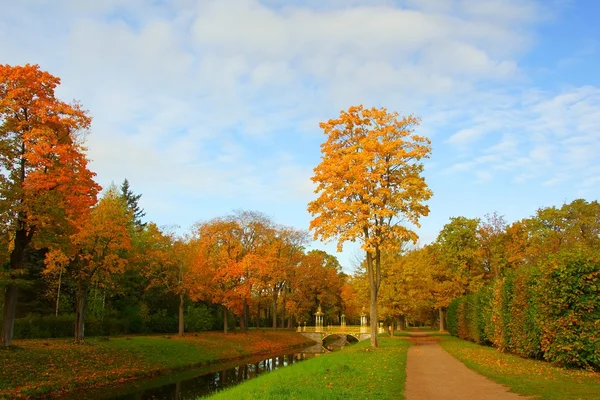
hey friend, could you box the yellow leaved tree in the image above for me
[308,105,432,347]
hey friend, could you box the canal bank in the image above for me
[0,330,315,398]
[53,343,329,399]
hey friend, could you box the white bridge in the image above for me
[297,325,383,344]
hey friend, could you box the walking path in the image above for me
[405,331,528,400]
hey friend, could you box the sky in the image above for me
[2,0,599,272]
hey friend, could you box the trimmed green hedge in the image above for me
[11,306,217,339]
[447,251,600,371]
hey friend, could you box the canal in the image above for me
[50,337,352,400]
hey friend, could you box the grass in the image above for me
[205,336,411,400]
[0,331,313,398]
[439,336,600,400]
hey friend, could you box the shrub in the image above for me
[508,267,542,359]
[448,250,600,372]
[186,303,216,332]
[146,309,178,333]
[539,251,600,370]
[476,285,493,345]
[447,299,459,336]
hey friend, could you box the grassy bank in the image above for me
[439,336,600,400]
[206,336,411,400]
[0,331,313,398]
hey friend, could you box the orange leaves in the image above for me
[0,64,99,240]
[44,187,132,285]
[308,105,432,254]
[191,211,279,318]
[309,105,432,345]
[1,64,100,345]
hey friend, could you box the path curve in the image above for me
[405,332,528,400]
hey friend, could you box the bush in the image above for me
[12,314,133,339]
[508,267,542,359]
[447,250,600,371]
[186,303,216,332]
[446,299,459,336]
[539,251,600,370]
[146,309,178,333]
[476,285,493,345]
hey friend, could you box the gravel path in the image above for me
[405,333,528,400]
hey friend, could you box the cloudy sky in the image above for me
[3,0,599,271]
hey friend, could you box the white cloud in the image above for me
[4,0,597,269]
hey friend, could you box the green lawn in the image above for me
[0,331,313,398]
[439,336,600,400]
[205,336,411,400]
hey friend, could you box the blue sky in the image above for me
[2,0,599,272]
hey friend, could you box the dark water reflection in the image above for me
[49,344,337,400]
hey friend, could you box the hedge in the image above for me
[11,306,218,339]
[447,250,600,371]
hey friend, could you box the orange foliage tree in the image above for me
[286,250,343,325]
[258,226,308,329]
[308,105,432,346]
[192,211,274,333]
[44,188,131,343]
[340,275,368,324]
[0,64,99,347]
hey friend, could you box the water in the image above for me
[49,342,342,400]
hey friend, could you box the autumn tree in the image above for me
[45,188,131,343]
[192,211,274,333]
[258,226,307,329]
[378,248,433,332]
[477,212,508,278]
[0,64,100,347]
[340,274,369,324]
[308,105,432,346]
[286,250,344,326]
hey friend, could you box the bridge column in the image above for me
[315,305,324,332]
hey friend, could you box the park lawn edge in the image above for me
[205,336,412,400]
[0,331,316,398]
[438,336,600,400]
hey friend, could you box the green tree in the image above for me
[435,216,484,294]
[120,179,146,228]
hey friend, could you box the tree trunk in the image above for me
[256,303,260,328]
[439,308,445,332]
[178,293,184,336]
[239,299,247,332]
[1,285,18,347]
[280,289,286,329]
[55,268,63,316]
[74,281,87,344]
[223,307,228,334]
[101,287,106,320]
[175,381,182,400]
[366,250,379,347]
[287,314,293,329]
[272,291,277,330]
[397,315,405,331]
[1,229,30,347]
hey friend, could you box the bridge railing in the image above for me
[297,325,384,334]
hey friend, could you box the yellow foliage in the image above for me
[308,105,432,254]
